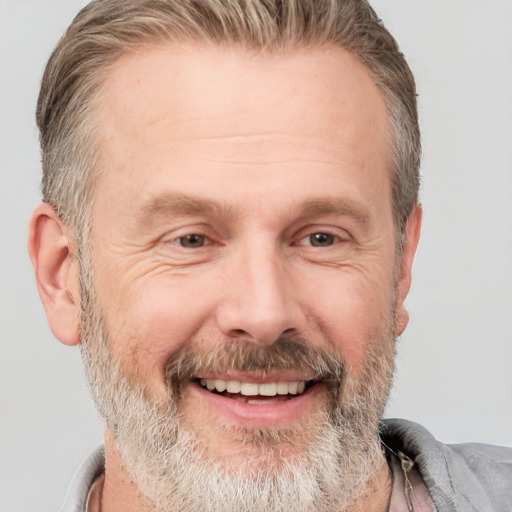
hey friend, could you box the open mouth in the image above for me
[195,378,317,404]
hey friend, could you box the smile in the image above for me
[195,377,317,405]
[199,379,312,403]
[188,370,325,425]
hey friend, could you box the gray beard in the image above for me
[79,261,396,512]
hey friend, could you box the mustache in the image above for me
[164,337,347,398]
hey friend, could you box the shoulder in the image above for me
[381,418,512,512]
[448,441,512,505]
[449,440,512,466]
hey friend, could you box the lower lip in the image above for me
[189,381,323,426]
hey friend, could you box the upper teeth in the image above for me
[199,379,307,397]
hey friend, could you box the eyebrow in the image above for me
[139,193,371,225]
[140,193,235,220]
[299,198,371,225]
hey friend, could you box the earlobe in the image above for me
[28,203,81,346]
[395,204,422,336]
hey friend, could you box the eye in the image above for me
[305,232,338,247]
[176,234,207,248]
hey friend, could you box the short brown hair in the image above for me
[37,0,420,239]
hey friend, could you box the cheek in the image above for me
[301,265,395,375]
[97,273,218,379]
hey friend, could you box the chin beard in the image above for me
[78,262,396,512]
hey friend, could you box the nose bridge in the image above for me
[216,236,300,344]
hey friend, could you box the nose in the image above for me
[215,241,303,345]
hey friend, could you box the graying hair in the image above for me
[37,0,420,241]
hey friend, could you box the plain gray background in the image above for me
[1,1,511,511]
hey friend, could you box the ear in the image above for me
[394,204,422,336]
[28,203,81,346]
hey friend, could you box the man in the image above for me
[27,0,512,511]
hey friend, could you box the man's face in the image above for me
[82,43,409,509]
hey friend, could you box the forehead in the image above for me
[93,43,391,218]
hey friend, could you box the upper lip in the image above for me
[192,370,316,384]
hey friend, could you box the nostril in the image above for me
[229,328,249,337]
[227,327,297,343]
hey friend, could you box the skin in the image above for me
[29,44,422,511]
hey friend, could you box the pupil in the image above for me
[311,233,333,246]
[180,234,205,248]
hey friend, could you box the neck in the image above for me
[346,456,392,512]
[100,430,392,512]
[101,430,147,512]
